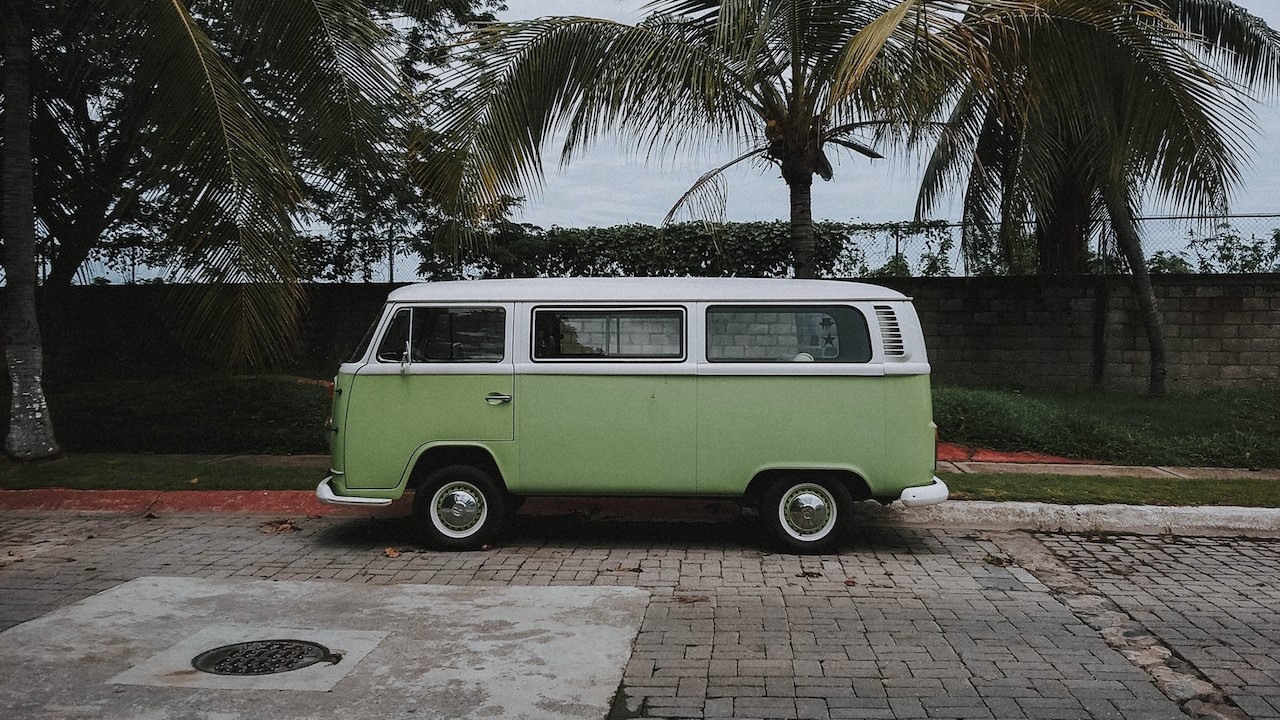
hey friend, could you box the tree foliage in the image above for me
[0,0,494,460]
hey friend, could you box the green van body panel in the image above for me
[695,376,887,495]
[327,372,355,476]
[878,375,938,493]
[513,374,697,494]
[340,371,513,490]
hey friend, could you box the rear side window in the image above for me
[375,307,505,363]
[706,305,872,363]
[533,309,684,360]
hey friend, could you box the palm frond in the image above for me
[426,15,760,227]
[232,0,402,182]
[1158,0,1280,88]
[122,0,304,367]
[662,146,768,225]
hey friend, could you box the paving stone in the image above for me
[1040,532,1280,718]
[0,513,1208,719]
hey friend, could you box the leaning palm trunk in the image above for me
[1,1,61,459]
[1103,185,1167,396]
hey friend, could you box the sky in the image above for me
[493,0,1280,229]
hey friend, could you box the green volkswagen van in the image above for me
[318,278,947,552]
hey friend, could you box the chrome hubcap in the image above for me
[434,483,483,533]
[781,485,833,537]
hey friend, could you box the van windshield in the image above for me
[347,318,380,363]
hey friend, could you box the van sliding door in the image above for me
[515,306,697,495]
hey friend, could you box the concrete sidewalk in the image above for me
[938,458,1280,480]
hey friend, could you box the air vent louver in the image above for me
[874,305,906,357]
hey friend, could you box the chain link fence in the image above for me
[54,213,1280,284]
[851,213,1280,277]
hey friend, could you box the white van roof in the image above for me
[386,277,908,303]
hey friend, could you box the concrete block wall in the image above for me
[707,310,804,360]
[14,275,1280,392]
[880,275,1280,391]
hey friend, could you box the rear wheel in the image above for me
[414,465,505,550]
[761,478,852,553]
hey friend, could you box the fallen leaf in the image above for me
[843,578,858,586]
[188,478,199,485]
[611,565,643,573]
[262,519,298,534]
[383,547,401,559]
[983,554,1013,567]
[796,571,823,578]
[675,595,709,604]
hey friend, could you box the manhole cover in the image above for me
[191,640,339,676]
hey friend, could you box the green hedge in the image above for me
[416,220,955,278]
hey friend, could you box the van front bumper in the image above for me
[898,477,949,507]
[316,475,393,507]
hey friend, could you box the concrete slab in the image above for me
[865,499,1280,536]
[951,461,1179,478]
[0,576,649,719]
[1156,465,1280,480]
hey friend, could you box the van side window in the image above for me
[706,306,872,363]
[375,307,505,363]
[533,309,684,360]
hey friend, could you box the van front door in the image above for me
[514,307,696,495]
[342,305,513,490]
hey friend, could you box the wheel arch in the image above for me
[742,468,872,509]
[406,443,509,494]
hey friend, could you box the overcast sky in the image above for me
[493,0,1280,229]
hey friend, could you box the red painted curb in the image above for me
[0,488,410,517]
[937,442,1096,465]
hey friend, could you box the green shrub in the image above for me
[20,376,331,455]
[934,385,1280,468]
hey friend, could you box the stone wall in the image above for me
[13,276,1280,392]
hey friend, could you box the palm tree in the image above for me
[916,0,1280,394]
[1,0,408,459]
[425,0,1011,278]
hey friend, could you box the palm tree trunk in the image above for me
[2,1,62,460]
[786,171,816,278]
[1103,185,1167,395]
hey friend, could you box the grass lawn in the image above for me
[944,472,1280,507]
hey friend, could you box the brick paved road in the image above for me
[1041,533,1280,720]
[1,509,1273,719]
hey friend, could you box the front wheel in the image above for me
[414,465,506,550]
[761,478,853,553]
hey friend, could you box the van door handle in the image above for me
[484,393,512,405]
